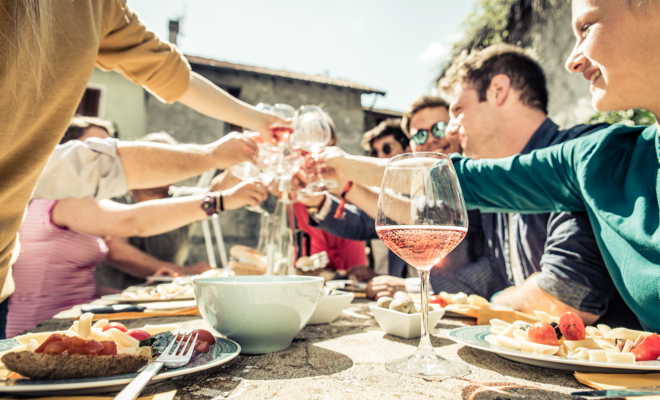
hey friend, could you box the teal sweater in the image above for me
[451,124,660,333]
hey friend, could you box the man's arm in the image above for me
[318,147,387,188]
[177,72,282,141]
[303,195,379,241]
[344,184,379,220]
[493,212,612,325]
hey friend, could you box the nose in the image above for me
[446,119,460,138]
[565,42,588,73]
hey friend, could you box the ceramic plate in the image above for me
[448,326,660,374]
[0,337,240,395]
[100,293,195,304]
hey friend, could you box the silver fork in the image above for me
[114,331,198,400]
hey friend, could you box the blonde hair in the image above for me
[2,0,54,97]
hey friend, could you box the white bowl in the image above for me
[369,304,445,339]
[194,276,324,354]
[307,290,355,324]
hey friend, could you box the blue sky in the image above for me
[131,0,478,112]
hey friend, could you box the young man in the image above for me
[317,45,639,328]
[362,118,410,159]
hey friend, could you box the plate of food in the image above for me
[0,313,240,395]
[448,310,660,373]
[428,292,512,318]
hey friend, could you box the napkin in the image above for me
[476,308,537,326]
[0,390,177,400]
[87,307,200,321]
[574,372,660,400]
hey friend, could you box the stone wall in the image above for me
[146,64,369,266]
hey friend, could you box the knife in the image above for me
[572,385,660,398]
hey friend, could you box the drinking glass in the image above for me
[292,105,337,193]
[376,152,470,378]
[256,103,296,146]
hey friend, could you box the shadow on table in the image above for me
[383,333,456,349]
[457,347,582,387]
[458,379,582,400]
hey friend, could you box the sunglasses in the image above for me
[411,121,447,146]
[370,142,395,157]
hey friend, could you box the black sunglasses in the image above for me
[370,142,394,157]
[411,121,447,146]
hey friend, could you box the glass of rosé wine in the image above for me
[376,152,469,378]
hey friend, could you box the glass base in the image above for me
[304,179,338,193]
[385,351,469,378]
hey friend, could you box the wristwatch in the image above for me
[201,192,222,216]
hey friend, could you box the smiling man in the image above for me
[439,43,639,328]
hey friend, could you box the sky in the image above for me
[130,0,478,112]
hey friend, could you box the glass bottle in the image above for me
[269,179,298,275]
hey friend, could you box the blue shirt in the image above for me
[452,123,660,333]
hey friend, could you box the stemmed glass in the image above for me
[292,105,337,194]
[376,152,470,378]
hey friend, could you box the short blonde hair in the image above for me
[61,116,115,144]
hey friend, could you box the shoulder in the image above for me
[560,123,650,157]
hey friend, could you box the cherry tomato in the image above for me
[558,312,586,341]
[528,321,559,346]
[102,322,128,333]
[191,329,216,346]
[632,333,660,361]
[127,329,151,341]
[429,295,448,307]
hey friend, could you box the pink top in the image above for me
[7,199,107,338]
[294,203,367,271]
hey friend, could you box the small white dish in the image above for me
[307,290,355,325]
[370,305,445,339]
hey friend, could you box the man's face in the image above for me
[370,134,406,158]
[447,85,498,159]
[409,107,460,154]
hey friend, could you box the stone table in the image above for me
[10,299,591,400]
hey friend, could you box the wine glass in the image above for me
[375,152,469,378]
[256,103,296,146]
[292,105,337,193]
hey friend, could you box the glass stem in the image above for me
[313,153,325,185]
[417,268,434,355]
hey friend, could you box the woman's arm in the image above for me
[51,181,267,237]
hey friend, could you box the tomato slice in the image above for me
[97,341,118,356]
[102,322,128,333]
[127,329,151,341]
[43,341,69,354]
[558,312,586,341]
[195,341,210,353]
[35,334,64,353]
[84,340,104,355]
[528,321,559,346]
[632,333,660,361]
[429,295,448,307]
[191,329,216,346]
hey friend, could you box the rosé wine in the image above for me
[375,225,467,270]
[270,126,294,145]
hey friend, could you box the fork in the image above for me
[114,331,198,400]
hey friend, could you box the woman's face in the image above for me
[565,0,660,116]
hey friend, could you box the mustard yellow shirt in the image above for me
[0,0,191,299]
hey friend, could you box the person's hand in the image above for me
[209,132,259,169]
[366,275,406,300]
[222,181,268,210]
[253,111,290,144]
[210,170,243,191]
[291,171,325,207]
[347,265,378,282]
[152,266,181,277]
[183,261,213,275]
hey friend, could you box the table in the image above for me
[14,299,590,400]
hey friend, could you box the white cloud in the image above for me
[417,32,464,63]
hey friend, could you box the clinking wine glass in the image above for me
[292,105,337,194]
[375,152,470,378]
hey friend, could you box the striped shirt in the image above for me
[7,200,107,337]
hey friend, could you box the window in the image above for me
[76,88,102,117]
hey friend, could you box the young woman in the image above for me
[446,0,660,332]
[7,181,268,337]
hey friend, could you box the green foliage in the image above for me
[588,109,656,127]
[454,0,516,53]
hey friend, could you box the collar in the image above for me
[520,118,559,155]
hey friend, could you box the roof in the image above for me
[185,55,386,95]
[362,106,403,117]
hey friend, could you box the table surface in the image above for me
[9,299,590,400]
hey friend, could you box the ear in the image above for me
[487,74,511,107]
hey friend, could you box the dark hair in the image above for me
[438,43,548,114]
[361,118,409,152]
[61,115,115,144]
[401,96,449,137]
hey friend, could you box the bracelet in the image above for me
[333,181,353,220]
[201,192,217,217]
[219,193,224,212]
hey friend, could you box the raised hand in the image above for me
[222,181,269,210]
[209,132,259,169]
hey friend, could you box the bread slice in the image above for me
[2,351,148,380]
